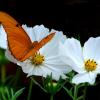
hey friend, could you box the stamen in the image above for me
[31,52,45,66]
[85,59,97,72]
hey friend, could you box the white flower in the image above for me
[0,25,7,49]
[4,24,72,80]
[59,37,100,84]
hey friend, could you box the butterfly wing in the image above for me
[21,32,55,61]
[0,12,55,61]
[37,32,55,49]
[0,11,33,61]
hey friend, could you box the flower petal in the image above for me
[93,64,100,74]
[27,64,67,80]
[46,57,72,74]
[22,24,49,42]
[51,29,67,43]
[45,55,72,74]
[39,35,59,57]
[39,35,72,74]
[18,60,34,74]
[59,38,85,73]
[32,25,49,42]
[83,37,100,62]
[19,60,67,81]
[0,25,7,49]
[72,72,97,85]
[22,25,66,44]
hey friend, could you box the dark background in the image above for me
[0,0,100,100]
[0,0,100,42]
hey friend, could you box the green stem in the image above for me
[63,86,73,99]
[50,95,53,100]
[73,85,78,100]
[1,64,6,83]
[13,67,21,86]
[27,79,33,100]
[83,84,87,100]
[31,77,47,93]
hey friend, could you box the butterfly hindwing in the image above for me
[21,32,55,61]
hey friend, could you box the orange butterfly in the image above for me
[0,11,55,61]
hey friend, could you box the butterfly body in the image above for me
[0,11,55,61]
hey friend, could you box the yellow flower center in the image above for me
[31,53,45,65]
[85,59,97,72]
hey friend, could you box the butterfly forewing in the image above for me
[0,11,55,61]
[38,32,55,48]
[0,12,32,45]
[0,11,33,60]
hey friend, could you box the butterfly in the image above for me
[0,11,55,61]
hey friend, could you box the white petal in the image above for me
[22,24,66,44]
[59,38,85,73]
[72,72,97,85]
[39,36,72,74]
[51,29,67,43]
[32,25,49,42]
[40,35,66,62]
[83,37,100,62]
[45,55,72,74]
[18,60,34,74]
[0,25,7,49]
[93,64,100,74]
[19,59,67,80]
[17,38,68,80]
[39,36,59,57]
[27,64,67,80]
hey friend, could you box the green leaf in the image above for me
[77,95,84,100]
[5,87,11,100]
[11,88,25,100]
[11,88,14,98]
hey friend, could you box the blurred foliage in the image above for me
[0,49,9,64]
[0,86,25,100]
[43,75,66,95]
[0,52,25,100]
